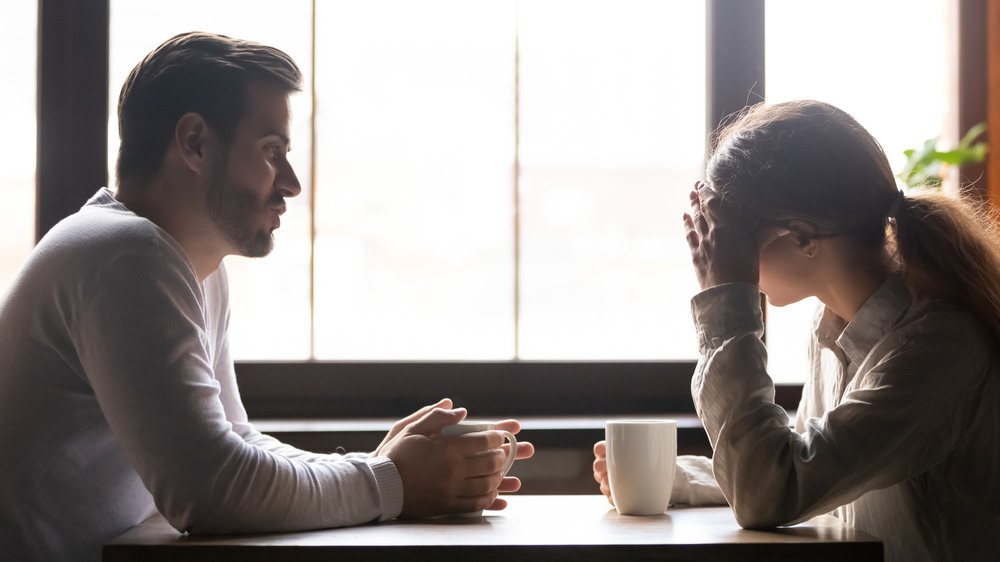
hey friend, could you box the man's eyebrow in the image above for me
[262,131,291,145]
[261,131,292,150]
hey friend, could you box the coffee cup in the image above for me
[440,421,518,516]
[605,419,676,515]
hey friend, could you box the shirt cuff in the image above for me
[368,456,404,521]
[690,282,764,352]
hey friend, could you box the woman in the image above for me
[594,100,1000,561]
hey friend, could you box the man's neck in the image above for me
[115,179,227,282]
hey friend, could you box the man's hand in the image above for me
[377,401,535,518]
[681,181,759,290]
[593,440,614,507]
[484,418,534,511]
[372,398,454,457]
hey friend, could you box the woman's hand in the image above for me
[593,440,614,507]
[681,181,760,290]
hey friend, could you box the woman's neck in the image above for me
[816,245,895,322]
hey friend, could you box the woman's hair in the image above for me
[115,31,303,187]
[706,99,1000,343]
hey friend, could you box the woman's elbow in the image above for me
[732,505,785,530]
[728,491,797,530]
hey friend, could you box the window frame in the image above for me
[35,0,986,420]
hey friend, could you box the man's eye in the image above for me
[266,145,281,159]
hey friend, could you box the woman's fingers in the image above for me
[682,213,700,249]
[689,189,713,237]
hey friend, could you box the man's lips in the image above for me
[270,204,286,229]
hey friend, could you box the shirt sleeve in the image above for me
[74,238,403,534]
[689,282,989,529]
[670,455,728,506]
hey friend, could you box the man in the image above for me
[0,32,532,562]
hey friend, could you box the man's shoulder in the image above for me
[21,203,196,299]
[43,201,177,264]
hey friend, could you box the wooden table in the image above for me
[103,495,883,561]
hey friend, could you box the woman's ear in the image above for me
[799,236,820,258]
[786,219,821,258]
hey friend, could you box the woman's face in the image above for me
[755,223,820,307]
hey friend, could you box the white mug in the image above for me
[440,421,518,516]
[605,419,677,515]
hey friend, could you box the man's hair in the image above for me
[115,31,303,186]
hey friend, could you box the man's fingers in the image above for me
[464,448,507,476]
[395,398,454,430]
[485,478,524,511]
[456,433,533,462]
[408,406,468,436]
[507,440,534,460]
[458,472,505,497]
[455,490,499,513]
[594,440,606,457]
[447,430,506,453]
[486,496,509,511]
[493,419,521,434]
[498,475,521,493]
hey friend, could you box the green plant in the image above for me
[898,122,988,189]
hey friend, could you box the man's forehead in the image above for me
[242,82,294,139]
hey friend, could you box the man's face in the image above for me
[207,82,301,258]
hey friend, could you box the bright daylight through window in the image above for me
[0,1,37,295]
[1,0,948,384]
[764,0,949,382]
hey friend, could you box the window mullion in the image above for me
[705,0,765,140]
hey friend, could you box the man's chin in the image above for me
[238,233,275,259]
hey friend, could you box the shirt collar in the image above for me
[815,305,847,351]
[833,273,911,365]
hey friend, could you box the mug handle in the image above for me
[500,431,518,475]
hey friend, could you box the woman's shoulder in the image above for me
[890,295,996,362]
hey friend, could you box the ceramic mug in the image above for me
[440,421,518,516]
[605,419,676,515]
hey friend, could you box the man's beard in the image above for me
[206,165,278,258]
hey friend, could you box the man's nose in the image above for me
[277,159,302,198]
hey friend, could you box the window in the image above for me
[108,0,706,362]
[13,1,962,414]
[108,0,315,358]
[312,1,704,360]
[0,1,37,292]
[764,0,950,382]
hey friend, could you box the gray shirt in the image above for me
[0,189,403,562]
[691,275,1000,561]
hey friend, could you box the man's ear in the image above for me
[174,112,213,174]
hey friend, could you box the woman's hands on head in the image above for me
[682,181,761,290]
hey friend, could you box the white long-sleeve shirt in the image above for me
[690,278,1000,561]
[0,189,403,562]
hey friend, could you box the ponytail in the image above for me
[892,190,1000,344]
[707,100,1000,345]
